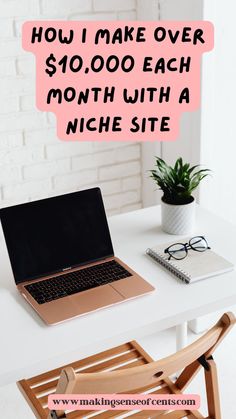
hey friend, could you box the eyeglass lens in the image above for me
[189,236,208,251]
[167,243,187,260]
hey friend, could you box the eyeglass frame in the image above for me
[164,235,211,261]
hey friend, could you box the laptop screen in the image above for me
[0,188,114,285]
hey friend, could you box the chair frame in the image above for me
[18,312,235,419]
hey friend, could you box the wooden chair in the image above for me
[18,312,235,419]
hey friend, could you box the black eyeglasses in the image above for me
[164,236,211,261]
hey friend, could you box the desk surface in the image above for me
[1,205,236,386]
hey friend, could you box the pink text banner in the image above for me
[22,21,214,141]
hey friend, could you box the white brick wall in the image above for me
[0,0,142,215]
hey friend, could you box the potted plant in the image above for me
[150,157,210,235]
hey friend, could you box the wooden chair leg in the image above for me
[205,359,221,419]
[175,360,201,391]
[47,369,76,419]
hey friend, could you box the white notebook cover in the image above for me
[146,238,234,284]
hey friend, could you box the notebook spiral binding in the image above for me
[146,248,190,284]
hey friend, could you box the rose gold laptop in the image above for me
[0,188,154,325]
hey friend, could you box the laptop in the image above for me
[0,187,154,325]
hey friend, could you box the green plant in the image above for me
[150,157,210,205]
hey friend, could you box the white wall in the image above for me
[161,0,203,175]
[141,0,204,207]
[200,0,236,226]
[0,0,141,215]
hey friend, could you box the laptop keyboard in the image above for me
[25,260,132,304]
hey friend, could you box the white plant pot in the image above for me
[161,197,195,235]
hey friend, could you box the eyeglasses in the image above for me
[164,236,210,261]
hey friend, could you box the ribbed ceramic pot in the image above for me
[161,197,195,235]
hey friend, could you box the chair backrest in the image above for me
[56,312,235,396]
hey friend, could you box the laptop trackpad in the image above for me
[71,284,124,313]
[111,276,154,298]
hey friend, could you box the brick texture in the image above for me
[0,0,142,214]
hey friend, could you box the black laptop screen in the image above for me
[0,188,114,284]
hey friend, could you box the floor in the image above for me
[1,308,235,419]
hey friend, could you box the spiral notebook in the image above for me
[146,239,234,284]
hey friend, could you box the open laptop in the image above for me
[0,187,154,325]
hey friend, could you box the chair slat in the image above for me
[130,340,154,363]
[37,354,147,405]
[28,342,134,386]
[35,351,144,397]
[117,358,148,370]
[129,410,172,418]
[155,411,188,419]
[36,360,148,403]
[76,350,142,374]
[37,370,165,408]
[144,411,204,419]
[123,412,203,419]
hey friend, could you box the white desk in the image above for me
[0,205,236,387]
